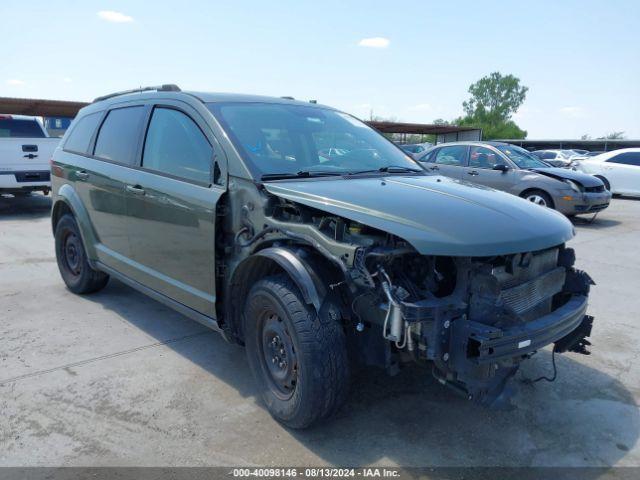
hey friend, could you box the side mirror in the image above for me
[493,164,509,172]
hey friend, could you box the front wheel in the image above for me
[244,274,349,428]
[522,190,554,209]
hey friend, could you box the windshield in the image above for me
[208,102,422,178]
[497,145,551,168]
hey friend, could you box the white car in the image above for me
[0,114,59,196]
[531,149,580,167]
[571,148,640,196]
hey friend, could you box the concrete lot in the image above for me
[0,193,639,467]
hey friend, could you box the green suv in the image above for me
[51,85,595,428]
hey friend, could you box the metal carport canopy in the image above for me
[0,96,88,117]
[0,97,481,141]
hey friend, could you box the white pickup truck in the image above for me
[0,114,60,196]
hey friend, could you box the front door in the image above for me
[460,145,515,191]
[125,104,226,317]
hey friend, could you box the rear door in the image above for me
[460,145,515,191]
[422,145,467,180]
[603,152,640,195]
[72,105,147,274]
[125,102,226,317]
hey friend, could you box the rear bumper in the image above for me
[0,170,51,189]
[466,294,588,364]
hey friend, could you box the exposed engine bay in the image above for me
[225,187,595,408]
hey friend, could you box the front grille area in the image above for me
[492,248,565,322]
[499,267,565,316]
[585,185,605,193]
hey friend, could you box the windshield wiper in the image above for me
[261,170,344,181]
[347,165,424,175]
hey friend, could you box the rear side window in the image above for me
[608,152,640,166]
[94,106,145,165]
[434,145,467,166]
[0,118,45,138]
[142,108,212,184]
[64,112,102,154]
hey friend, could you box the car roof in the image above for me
[81,89,336,115]
[428,141,513,148]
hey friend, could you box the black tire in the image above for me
[244,274,349,429]
[55,214,109,294]
[521,189,555,209]
[595,175,611,191]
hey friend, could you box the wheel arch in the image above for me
[593,174,611,191]
[52,184,99,262]
[224,245,339,343]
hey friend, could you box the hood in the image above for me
[531,167,603,187]
[264,175,574,257]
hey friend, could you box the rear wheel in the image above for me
[522,189,554,209]
[244,274,349,428]
[55,214,109,294]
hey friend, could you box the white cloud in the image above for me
[407,103,431,112]
[6,79,25,86]
[98,10,134,23]
[559,106,585,118]
[358,37,390,48]
[63,77,72,83]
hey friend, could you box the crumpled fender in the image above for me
[254,246,328,311]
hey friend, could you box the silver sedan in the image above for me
[419,141,612,216]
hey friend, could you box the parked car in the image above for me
[399,142,432,159]
[51,86,595,428]
[420,142,611,216]
[0,114,59,196]
[571,148,640,196]
[571,149,590,156]
[531,149,579,167]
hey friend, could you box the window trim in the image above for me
[139,104,215,188]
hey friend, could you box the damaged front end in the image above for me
[228,183,595,409]
[349,240,595,408]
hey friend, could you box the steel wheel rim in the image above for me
[260,311,298,399]
[527,194,547,207]
[63,231,82,276]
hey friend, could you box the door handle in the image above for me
[430,165,439,171]
[23,153,38,159]
[125,184,146,195]
[467,170,479,176]
[75,170,89,180]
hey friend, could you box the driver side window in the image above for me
[469,146,505,169]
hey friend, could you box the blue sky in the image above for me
[1,0,639,138]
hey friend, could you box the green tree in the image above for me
[459,72,528,139]
[598,131,626,140]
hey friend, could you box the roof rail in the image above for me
[92,84,181,103]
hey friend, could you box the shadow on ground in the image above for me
[83,279,639,467]
[0,193,52,220]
